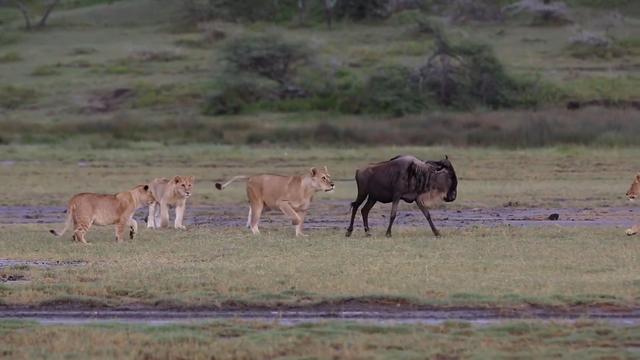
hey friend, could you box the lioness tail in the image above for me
[215,176,249,190]
[50,205,73,237]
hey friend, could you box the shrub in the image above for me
[447,0,504,24]
[358,65,426,116]
[0,52,21,63]
[566,31,630,59]
[0,86,38,109]
[31,65,60,76]
[222,34,309,86]
[503,0,573,26]
[335,0,394,20]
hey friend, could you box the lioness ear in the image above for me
[144,185,149,191]
[173,176,181,184]
[310,167,317,176]
[636,173,640,182]
[323,165,328,173]
[189,176,195,182]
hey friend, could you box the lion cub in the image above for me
[625,173,640,235]
[49,185,156,244]
[147,176,195,230]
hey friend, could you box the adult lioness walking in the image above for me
[50,185,156,244]
[215,167,335,236]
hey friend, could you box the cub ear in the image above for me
[144,185,149,191]
[173,176,181,184]
[310,167,317,176]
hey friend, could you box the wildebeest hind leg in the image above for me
[361,198,376,236]
[385,199,399,238]
[417,201,440,237]
[346,194,367,237]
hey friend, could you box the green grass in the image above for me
[0,320,638,359]
[1,224,639,308]
[0,144,637,208]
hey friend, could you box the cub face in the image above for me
[626,173,640,201]
[310,166,335,192]
[173,176,195,198]
[140,184,157,205]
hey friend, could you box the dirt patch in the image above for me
[2,202,636,231]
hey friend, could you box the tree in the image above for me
[12,0,61,30]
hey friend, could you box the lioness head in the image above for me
[310,166,335,192]
[626,173,640,201]
[173,175,195,198]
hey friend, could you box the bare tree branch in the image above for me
[37,0,61,28]
[13,0,32,30]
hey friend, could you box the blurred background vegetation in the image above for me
[0,0,639,147]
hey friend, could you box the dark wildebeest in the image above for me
[345,155,457,238]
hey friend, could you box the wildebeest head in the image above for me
[428,156,457,203]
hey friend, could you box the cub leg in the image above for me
[147,202,156,229]
[174,199,186,230]
[129,218,138,239]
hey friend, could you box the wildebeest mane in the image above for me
[407,160,436,193]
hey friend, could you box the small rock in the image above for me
[548,213,559,221]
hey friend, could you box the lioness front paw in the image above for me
[626,228,637,236]
[175,225,186,230]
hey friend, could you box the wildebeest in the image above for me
[345,155,457,238]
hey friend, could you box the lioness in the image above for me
[625,173,640,235]
[50,185,156,244]
[215,167,335,236]
[146,176,195,230]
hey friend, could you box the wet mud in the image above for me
[1,201,637,230]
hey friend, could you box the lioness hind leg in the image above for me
[626,224,640,236]
[249,203,263,235]
[73,226,89,244]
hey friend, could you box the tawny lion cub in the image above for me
[625,173,640,235]
[147,176,195,230]
[50,185,156,244]
[215,167,335,237]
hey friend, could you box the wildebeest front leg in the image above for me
[385,199,400,237]
[361,197,377,236]
[416,201,440,237]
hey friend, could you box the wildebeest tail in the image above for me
[50,205,73,237]
[215,176,249,190]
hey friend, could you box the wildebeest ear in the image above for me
[310,167,317,176]
[144,185,149,191]
[444,154,448,160]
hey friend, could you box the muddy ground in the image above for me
[1,201,638,230]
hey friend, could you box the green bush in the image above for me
[0,52,21,63]
[0,86,38,109]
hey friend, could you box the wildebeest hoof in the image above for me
[129,231,135,240]
[345,231,352,237]
[434,231,441,237]
[385,232,392,238]
[364,232,372,237]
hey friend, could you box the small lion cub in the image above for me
[49,184,156,244]
[147,176,195,230]
[625,173,640,235]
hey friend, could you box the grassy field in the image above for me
[1,319,639,359]
[0,144,637,208]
